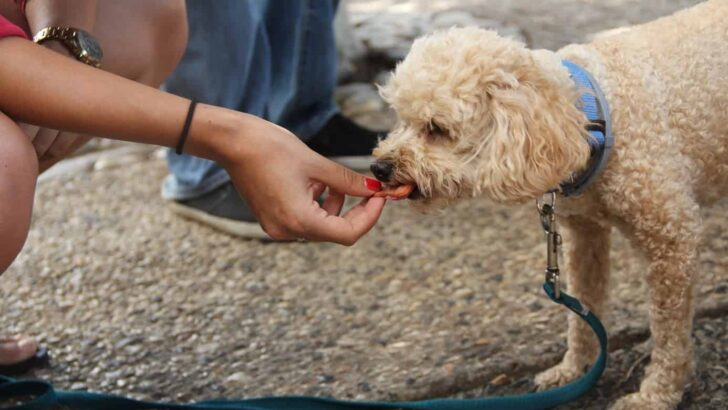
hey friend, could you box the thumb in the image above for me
[314,158,382,197]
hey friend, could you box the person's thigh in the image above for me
[263,0,339,139]
[94,0,187,86]
[164,0,269,113]
[0,111,38,273]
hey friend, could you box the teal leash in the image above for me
[0,288,605,410]
[0,195,607,410]
[0,285,606,410]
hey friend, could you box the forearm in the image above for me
[0,37,243,163]
[0,37,385,245]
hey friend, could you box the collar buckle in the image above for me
[585,119,606,134]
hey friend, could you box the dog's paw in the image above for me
[534,362,584,390]
[609,392,676,410]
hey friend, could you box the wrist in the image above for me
[187,105,255,166]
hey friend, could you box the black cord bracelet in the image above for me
[175,100,198,155]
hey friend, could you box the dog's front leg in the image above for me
[535,215,611,389]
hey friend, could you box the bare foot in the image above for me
[0,335,37,365]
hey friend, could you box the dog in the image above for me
[370,1,728,408]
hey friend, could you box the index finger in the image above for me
[308,156,382,198]
[300,196,386,245]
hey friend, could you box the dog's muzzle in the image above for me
[370,160,395,182]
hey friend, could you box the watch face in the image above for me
[76,31,103,62]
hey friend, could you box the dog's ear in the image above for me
[476,79,591,202]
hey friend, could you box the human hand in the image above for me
[215,113,386,245]
[17,122,91,173]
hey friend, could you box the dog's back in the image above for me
[588,0,728,202]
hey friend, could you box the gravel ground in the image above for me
[465,315,728,410]
[2,157,726,408]
[2,1,726,409]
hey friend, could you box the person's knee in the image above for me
[145,0,188,87]
[0,221,30,274]
[0,116,37,274]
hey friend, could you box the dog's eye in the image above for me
[427,121,449,139]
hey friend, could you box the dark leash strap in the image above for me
[0,281,606,410]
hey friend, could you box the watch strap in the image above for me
[33,26,77,44]
[32,26,101,68]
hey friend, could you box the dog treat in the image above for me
[373,184,414,199]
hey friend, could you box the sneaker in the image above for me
[169,182,271,239]
[306,113,383,171]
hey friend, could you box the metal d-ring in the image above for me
[537,192,556,232]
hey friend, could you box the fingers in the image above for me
[23,127,89,162]
[312,158,382,198]
[45,132,82,160]
[299,196,386,245]
[0,336,37,365]
[262,174,384,244]
[310,182,326,201]
[321,189,345,216]
[262,191,383,244]
[38,138,87,173]
[31,128,59,158]
[16,122,40,140]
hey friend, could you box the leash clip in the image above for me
[537,192,562,299]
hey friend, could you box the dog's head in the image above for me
[372,27,591,209]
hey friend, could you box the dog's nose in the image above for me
[370,161,395,182]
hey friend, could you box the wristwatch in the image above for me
[33,26,103,68]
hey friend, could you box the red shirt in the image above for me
[0,14,27,40]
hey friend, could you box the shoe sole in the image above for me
[168,201,272,240]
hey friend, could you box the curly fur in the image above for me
[373,1,728,408]
[375,28,592,205]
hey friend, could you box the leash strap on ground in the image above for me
[0,282,606,410]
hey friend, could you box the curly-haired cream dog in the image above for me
[371,1,728,409]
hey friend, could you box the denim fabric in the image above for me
[162,0,339,200]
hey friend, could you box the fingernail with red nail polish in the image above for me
[365,178,382,191]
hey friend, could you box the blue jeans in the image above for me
[162,0,339,200]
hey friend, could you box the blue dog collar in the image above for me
[557,60,613,197]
